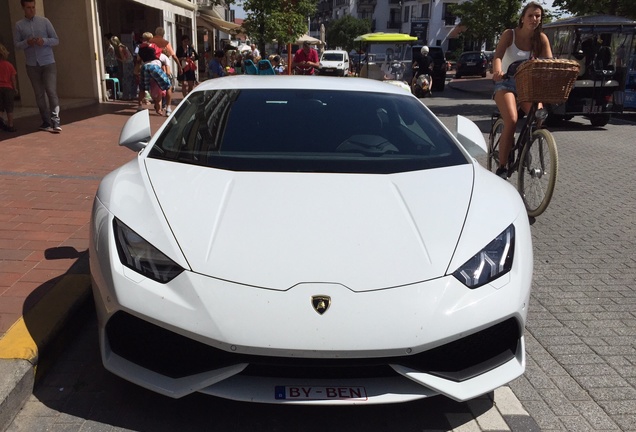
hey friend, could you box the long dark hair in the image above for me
[519,1,545,58]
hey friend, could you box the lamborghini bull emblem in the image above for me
[311,295,331,315]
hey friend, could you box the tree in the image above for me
[325,15,371,52]
[240,0,318,56]
[552,0,636,19]
[450,0,522,49]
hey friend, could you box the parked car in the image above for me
[411,45,448,91]
[319,50,350,77]
[90,75,533,404]
[455,51,488,78]
[543,15,636,127]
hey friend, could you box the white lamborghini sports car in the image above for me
[89,76,533,405]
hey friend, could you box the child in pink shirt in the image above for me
[0,44,18,132]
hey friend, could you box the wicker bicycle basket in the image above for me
[514,59,580,104]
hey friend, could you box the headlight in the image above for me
[452,225,515,289]
[113,218,184,283]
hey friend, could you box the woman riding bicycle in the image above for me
[492,1,552,179]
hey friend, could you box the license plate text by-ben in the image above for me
[275,386,368,401]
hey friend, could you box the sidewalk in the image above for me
[447,72,495,96]
[0,98,168,430]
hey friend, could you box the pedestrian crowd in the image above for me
[5,0,323,134]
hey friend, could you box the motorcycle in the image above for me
[411,63,432,98]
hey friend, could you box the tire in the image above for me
[589,114,610,127]
[488,118,505,173]
[412,84,423,98]
[517,128,558,217]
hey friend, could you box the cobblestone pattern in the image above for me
[435,92,636,431]
[508,118,636,431]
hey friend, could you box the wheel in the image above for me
[589,114,610,127]
[517,128,558,217]
[487,118,505,173]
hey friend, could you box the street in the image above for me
[5,80,636,431]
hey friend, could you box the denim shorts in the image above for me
[493,76,517,98]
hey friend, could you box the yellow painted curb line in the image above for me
[0,274,92,363]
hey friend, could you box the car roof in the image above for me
[193,75,412,96]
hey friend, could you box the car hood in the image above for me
[145,159,473,292]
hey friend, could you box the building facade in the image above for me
[0,0,236,112]
[311,0,463,51]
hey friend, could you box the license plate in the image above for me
[324,68,334,72]
[466,62,476,66]
[275,385,368,401]
[583,102,602,113]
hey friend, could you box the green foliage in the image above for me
[241,0,318,54]
[450,0,522,47]
[325,15,372,52]
[552,0,636,19]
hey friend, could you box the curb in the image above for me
[447,77,494,96]
[0,265,92,431]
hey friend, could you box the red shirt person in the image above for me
[292,41,319,75]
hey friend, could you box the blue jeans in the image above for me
[492,76,517,98]
[26,63,60,127]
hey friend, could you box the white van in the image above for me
[318,50,350,77]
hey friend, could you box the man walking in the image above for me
[292,41,319,75]
[14,0,61,133]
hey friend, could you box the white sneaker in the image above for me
[166,108,172,116]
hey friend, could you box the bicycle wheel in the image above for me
[487,118,505,172]
[517,128,558,217]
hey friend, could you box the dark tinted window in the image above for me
[148,89,468,174]
[322,53,345,61]
[460,53,484,62]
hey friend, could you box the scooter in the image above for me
[411,63,432,98]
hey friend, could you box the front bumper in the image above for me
[89,197,532,404]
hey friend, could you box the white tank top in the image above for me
[502,29,531,74]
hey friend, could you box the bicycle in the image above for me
[487,58,579,218]
[488,104,558,218]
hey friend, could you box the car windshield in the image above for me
[148,89,468,174]
[322,53,344,61]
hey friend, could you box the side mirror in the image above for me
[454,115,487,157]
[119,109,151,152]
